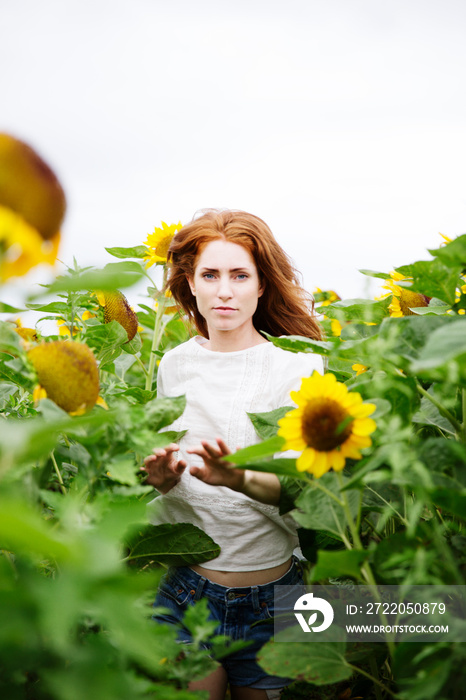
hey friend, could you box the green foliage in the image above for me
[2,232,466,699]
[258,626,351,685]
[126,523,221,568]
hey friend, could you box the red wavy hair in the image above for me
[166,209,322,341]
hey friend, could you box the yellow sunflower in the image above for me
[0,204,59,281]
[278,371,376,477]
[143,221,182,267]
[154,289,178,315]
[0,133,65,279]
[57,318,79,337]
[330,319,343,337]
[314,287,341,306]
[381,271,430,317]
[12,318,38,346]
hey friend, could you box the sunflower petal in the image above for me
[296,448,316,472]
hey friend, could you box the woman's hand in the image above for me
[186,437,245,491]
[141,443,187,494]
[188,437,281,505]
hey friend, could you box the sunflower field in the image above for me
[1,134,466,700]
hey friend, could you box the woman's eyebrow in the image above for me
[199,266,251,273]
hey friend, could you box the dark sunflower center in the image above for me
[155,234,173,258]
[301,398,353,452]
[399,289,430,316]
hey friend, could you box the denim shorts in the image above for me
[152,557,304,690]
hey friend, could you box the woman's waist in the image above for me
[190,557,293,586]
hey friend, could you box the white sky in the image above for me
[2,0,466,311]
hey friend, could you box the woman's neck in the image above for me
[203,327,267,353]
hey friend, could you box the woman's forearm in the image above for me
[231,469,281,506]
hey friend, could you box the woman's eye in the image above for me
[236,274,248,280]
[203,273,215,279]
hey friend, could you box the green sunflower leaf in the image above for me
[125,523,220,567]
[311,548,368,581]
[428,233,466,268]
[0,301,25,313]
[227,435,286,464]
[258,626,350,685]
[145,395,186,431]
[294,474,360,538]
[358,268,391,280]
[0,320,22,354]
[320,297,391,324]
[46,265,143,293]
[105,245,148,259]
[26,301,69,313]
[410,318,466,384]
[396,258,461,306]
[231,458,308,479]
[263,333,337,355]
[247,406,294,439]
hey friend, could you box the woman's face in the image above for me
[188,239,264,338]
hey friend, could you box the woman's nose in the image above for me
[217,276,233,299]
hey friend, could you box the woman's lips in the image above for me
[213,307,237,314]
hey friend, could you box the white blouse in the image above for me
[148,336,324,571]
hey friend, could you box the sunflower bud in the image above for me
[102,291,138,341]
[28,341,99,414]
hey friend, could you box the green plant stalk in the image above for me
[337,472,376,585]
[462,388,466,443]
[1,549,17,574]
[370,654,384,700]
[336,472,364,550]
[145,266,169,391]
[336,473,396,658]
[50,450,66,495]
[346,663,400,699]
[431,519,463,585]
[134,353,149,378]
[67,291,76,341]
[415,380,462,434]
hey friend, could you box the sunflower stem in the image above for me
[415,380,462,434]
[336,476,397,658]
[462,388,466,444]
[68,291,76,340]
[1,549,17,575]
[369,654,384,700]
[345,663,399,699]
[134,353,149,378]
[336,472,362,549]
[336,473,380,586]
[145,266,169,391]
[50,450,66,495]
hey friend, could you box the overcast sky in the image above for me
[2,0,466,312]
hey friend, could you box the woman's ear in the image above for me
[187,276,196,296]
[258,279,265,298]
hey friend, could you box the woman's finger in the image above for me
[200,440,222,457]
[186,444,209,458]
[215,437,231,455]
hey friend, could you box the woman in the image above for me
[143,209,323,700]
